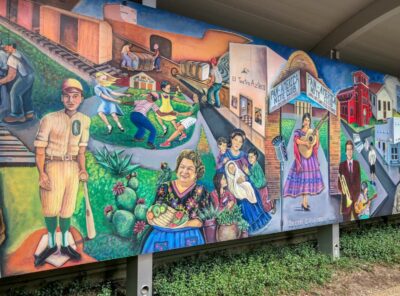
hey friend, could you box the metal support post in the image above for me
[317,223,340,259]
[126,254,153,296]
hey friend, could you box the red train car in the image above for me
[40,5,113,65]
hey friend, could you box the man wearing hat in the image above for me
[33,78,90,266]
[0,42,35,123]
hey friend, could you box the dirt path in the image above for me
[299,264,400,296]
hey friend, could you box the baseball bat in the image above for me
[83,182,96,239]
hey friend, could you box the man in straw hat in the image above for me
[33,78,90,266]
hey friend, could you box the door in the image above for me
[150,35,172,59]
[60,14,78,52]
[240,95,248,117]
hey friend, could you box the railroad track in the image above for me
[0,16,122,77]
[0,124,35,167]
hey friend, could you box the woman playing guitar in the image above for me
[283,112,326,210]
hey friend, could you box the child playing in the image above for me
[156,80,193,136]
[95,72,131,134]
[216,137,228,172]
[244,148,274,213]
[159,92,198,148]
[225,161,257,204]
[211,173,236,212]
[124,92,176,149]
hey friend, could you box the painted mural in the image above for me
[0,0,399,278]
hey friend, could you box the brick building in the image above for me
[337,71,372,126]
[265,51,341,200]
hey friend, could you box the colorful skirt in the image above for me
[142,226,205,254]
[283,155,324,197]
[237,194,271,234]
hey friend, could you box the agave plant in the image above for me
[199,204,219,221]
[94,146,139,178]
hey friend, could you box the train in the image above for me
[0,1,250,73]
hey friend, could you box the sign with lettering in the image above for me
[269,70,301,113]
[306,72,337,115]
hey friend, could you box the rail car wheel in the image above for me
[171,67,179,77]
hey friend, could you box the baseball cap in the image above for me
[62,78,83,93]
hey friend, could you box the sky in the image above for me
[73,0,386,94]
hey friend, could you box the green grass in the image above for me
[6,223,400,295]
[313,120,328,157]
[347,116,377,133]
[341,224,400,264]
[90,88,197,149]
[152,223,400,296]
[0,26,91,117]
[280,118,296,146]
[0,168,44,254]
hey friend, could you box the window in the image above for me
[379,100,381,111]
[350,108,353,116]
[379,142,381,149]
[392,147,398,160]
[388,101,391,111]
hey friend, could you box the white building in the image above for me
[129,72,156,90]
[375,117,400,166]
[229,43,286,148]
[383,75,400,113]
[370,82,392,121]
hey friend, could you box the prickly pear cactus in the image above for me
[127,172,139,191]
[112,210,136,238]
[113,182,137,211]
[134,198,148,221]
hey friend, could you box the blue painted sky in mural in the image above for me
[74,0,385,93]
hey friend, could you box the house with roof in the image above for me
[375,118,400,166]
[129,72,156,91]
[337,71,372,127]
[370,82,392,121]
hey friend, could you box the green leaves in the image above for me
[199,204,219,221]
[94,146,139,178]
[216,205,243,225]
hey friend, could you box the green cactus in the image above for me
[112,210,136,238]
[127,172,140,190]
[113,182,137,211]
[134,199,148,221]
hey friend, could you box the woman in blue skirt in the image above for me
[142,150,210,253]
[222,129,271,234]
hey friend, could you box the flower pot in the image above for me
[240,230,249,238]
[216,223,239,242]
[202,218,217,243]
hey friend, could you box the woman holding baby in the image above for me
[221,129,271,234]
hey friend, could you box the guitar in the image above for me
[355,193,377,214]
[298,112,329,159]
